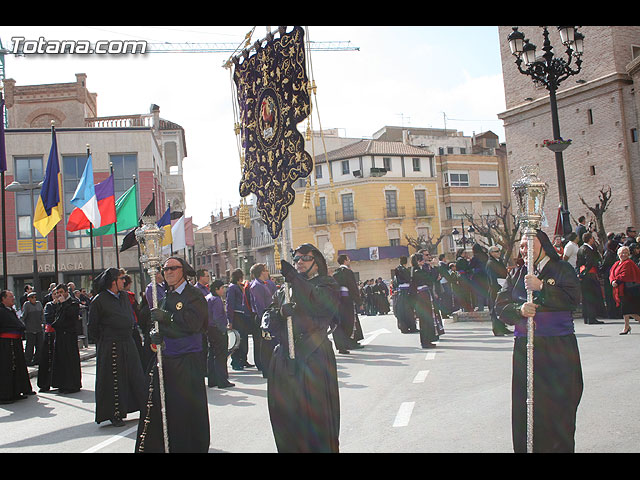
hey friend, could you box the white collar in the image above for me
[535,255,550,274]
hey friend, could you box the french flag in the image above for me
[67,171,117,232]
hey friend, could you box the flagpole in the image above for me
[1,169,6,289]
[86,144,96,281]
[50,123,59,284]
[0,87,7,289]
[132,174,147,287]
[110,161,120,268]
[168,201,173,255]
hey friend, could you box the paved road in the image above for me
[1,314,638,453]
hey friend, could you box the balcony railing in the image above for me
[414,204,436,217]
[383,205,406,219]
[335,209,357,223]
[85,114,154,128]
[309,213,330,226]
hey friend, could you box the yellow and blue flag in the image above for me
[33,130,63,237]
[157,206,173,247]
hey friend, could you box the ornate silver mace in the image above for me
[512,165,548,453]
[136,217,170,453]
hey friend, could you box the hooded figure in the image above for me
[264,243,341,452]
[135,256,210,453]
[88,268,147,427]
[494,229,583,453]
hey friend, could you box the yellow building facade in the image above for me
[288,139,441,282]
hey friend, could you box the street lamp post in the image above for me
[451,217,475,250]
[5,169,43,298]
[507,26,584,235]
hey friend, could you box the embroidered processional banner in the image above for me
[233,26,313,239]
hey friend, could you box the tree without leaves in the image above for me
[460,204,520,265]
[579,186,612,253]
[404,231,446,255]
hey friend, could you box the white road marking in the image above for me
[82,426,138,453]
[360,328,390,346]
[413,370,430,383]
[425,351,436,360]
[393,402,415,427]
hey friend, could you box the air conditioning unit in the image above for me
[370,167,387,177]
[353,170,362,177]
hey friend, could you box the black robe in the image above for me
[393,265,415,332]
[51,296,82,393]
[332,265,363,348]
[0,304,33,402]
[411,266,438,346]
[37,301,57,391]
[135,282,209,453]
[88,290,147,424]
[264,272,340,453]
[494,258,583,453]
[576,243,606,322]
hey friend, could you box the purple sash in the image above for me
[515,310,574,337]
[163,333,203,356]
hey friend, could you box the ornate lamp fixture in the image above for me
[136,217,169,453]
[512,164,548,454]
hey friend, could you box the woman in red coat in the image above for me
[609,245,640,335]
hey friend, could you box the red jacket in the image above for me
[609,259,640,306]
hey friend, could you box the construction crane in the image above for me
[0,32,358,126]
[144,40,359,54]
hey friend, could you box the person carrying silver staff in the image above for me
[494,229,583,453]
[262,243,341,453]
[135,256,209,453]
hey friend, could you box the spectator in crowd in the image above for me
[50,283,82,394]
[577,232,607,325]
[249,263,279,376]
[602,237,622,319]
[22,291,45,366]
[227,269,253,371]
[563,232,579,270]
[486,246,512,336]
[575,216,587,245]
[0,290,35,404]
[609,245,640,335]
[470,243,490,312]
[206,279,234,388]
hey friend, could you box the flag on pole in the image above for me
[554,204,563,237]
[157,207,173,247]
[33,130,63,237]
[119,194,156,253]
[0,93,7,173]
[69,154,101,228]
[184,217,194,247]
[67,175,116,232]
[90,183,138,236]
[162,216,186,254]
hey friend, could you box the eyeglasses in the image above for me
[162,265,182,272]
[293,254,314,263]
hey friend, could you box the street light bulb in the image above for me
[5,181,24,192]
[508,27,525,55]
[522,41,537,65]
[573,32,584,54]
[558,26,576,45]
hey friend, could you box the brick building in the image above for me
[0,74,187,297]
[498,26,640,236]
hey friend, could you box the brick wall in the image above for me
[498,26,640,234]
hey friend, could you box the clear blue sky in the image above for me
[1,26,507,227]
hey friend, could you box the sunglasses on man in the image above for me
[292,254,314,263]
[162,265,183,272]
